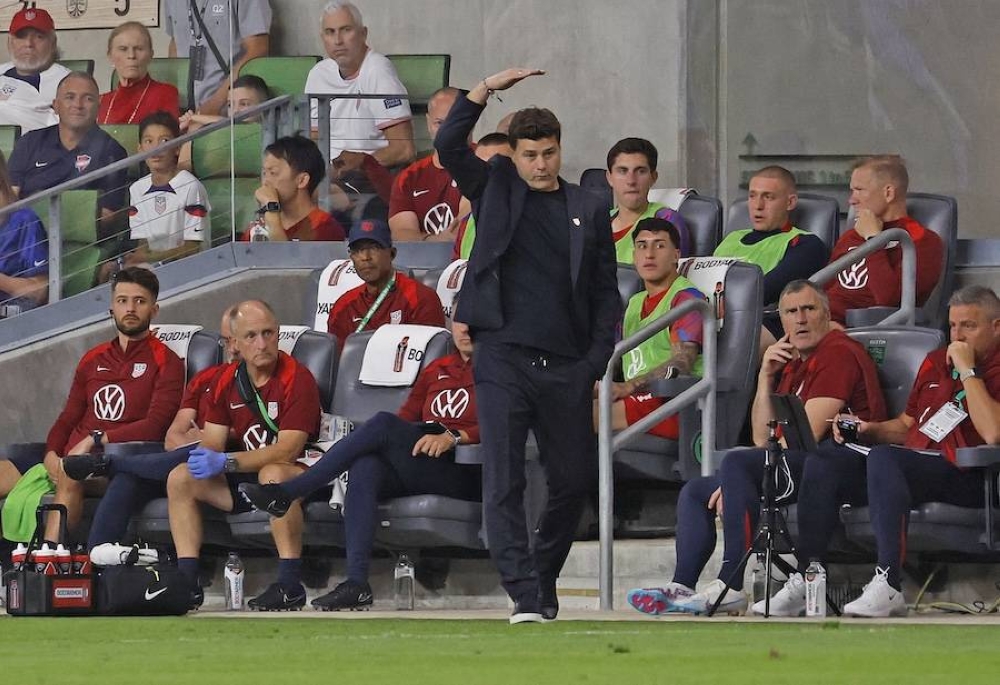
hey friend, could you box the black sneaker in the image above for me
[509,594,543,624]
[247,582,307,611]
[311,580,374,611]
[188,584,205,612]
[539,581,559,621]
[63,453,109,481]
[238,483,292,517]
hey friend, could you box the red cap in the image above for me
[9,7,55,34]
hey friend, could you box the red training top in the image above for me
[327,271,445,349]
[397,352,479,443]
[99,75,180,124]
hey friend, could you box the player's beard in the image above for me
[114,313,151,337]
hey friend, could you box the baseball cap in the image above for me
[10,7,55,34]
[347,219,392,249]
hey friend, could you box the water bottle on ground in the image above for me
[394,554,415,610]
[224,551,245,611]
[804,558,827,618]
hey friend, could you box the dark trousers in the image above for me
[673,448,806,590]
[795,441,868,567]
[474,343,596,602]
[866,445,983,588]
[281,412,479,583]
[87,448,194,550]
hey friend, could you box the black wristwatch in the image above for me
[223,455,239,473]
[90,430,104,446]
[257,201,280,215]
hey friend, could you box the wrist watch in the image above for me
[257,201,280,215]
[90,430,104,445]
[448,429,461,447]
[223,455,239,473]
[959,367,979,382]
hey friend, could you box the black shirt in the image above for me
[485,184,581,358]
[8,124,128,213]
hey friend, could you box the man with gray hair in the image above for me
[834,285,1000,617]
[0,7,70,132]
[305,1,415,173]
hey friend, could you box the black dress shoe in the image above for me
[539,580,559,621]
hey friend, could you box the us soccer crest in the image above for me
[75,154,92,173]
[390,310,402,325]
[154,196,167,215]
[66,1,88,18]
[132,363,147,378]
[267,401,278,419]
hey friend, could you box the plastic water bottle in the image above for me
[224,551,245,611]
[11,543,27,571]
[34,544,55,575]
[804,559,827,617]
[394,554,415,610]
[54,544,72,574]
[249,218,270,242]
[71,545,90,575]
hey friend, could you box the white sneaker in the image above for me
[843,567,907,618]
[751,572,806,616]
[671,578,748,615]
[626,582,696,615]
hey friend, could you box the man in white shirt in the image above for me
[305,1,415,170]
[0,7,70,132]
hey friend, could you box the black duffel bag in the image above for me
[96,564,190,616]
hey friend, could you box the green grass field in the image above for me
[2,616,1000,684]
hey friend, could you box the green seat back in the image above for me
[60,59,94,75]
[239,56,321,98]
[191,123,262,179]
[113,58,191,111]
[386,54,450,109]
[203,177,259,246]
[0,125,20,160]
[32,191,100,297]
[99,124,139,155]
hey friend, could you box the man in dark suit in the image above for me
[436,68,621,624]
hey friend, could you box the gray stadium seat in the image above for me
[392,242,456,275]
[579,168,612,208]
[726,192,840,252]
[613,261,764,483]
[842,193,957,330]
[677,194,723,257]
[227,330,340,548]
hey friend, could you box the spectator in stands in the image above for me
[327,219,444,348]
[306,1,415,221]
[836,286,1000,617]
[63,306,241,552]
[495,112,515,135]
[825,155,943,326]
[0,267,184,543]
[0,150,48,313]
[8,71,128,263]
[606,138,692,263]
[388,87,464,243]
[178,74,270,134]
[597,217,703,440]
[451,133,512,261]
[626,280,885,616]
[238,135,345,242]
[99,21,180,125]
[240,317,480,611]
[436,68,620,624]
[164,0,271,115]
[122,111,209,267]
[164,300,321,610]
[0,7,70,133]
[713,165,828,342]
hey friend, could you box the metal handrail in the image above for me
[808,227,917,326]
[0,94,293,305]
[596,297,717,610]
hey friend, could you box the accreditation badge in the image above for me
[918,402,967,443]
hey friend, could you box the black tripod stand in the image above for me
[707,420,840,617]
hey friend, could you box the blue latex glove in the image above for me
[187,446,227,479]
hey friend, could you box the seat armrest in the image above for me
[955,446,1000,469]
[454,444,484,465]
[105,441,165,457]
[845,306,898,328]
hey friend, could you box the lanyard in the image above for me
[186,0,211,43]
[950,369,967,405]
[354,272,396,334]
